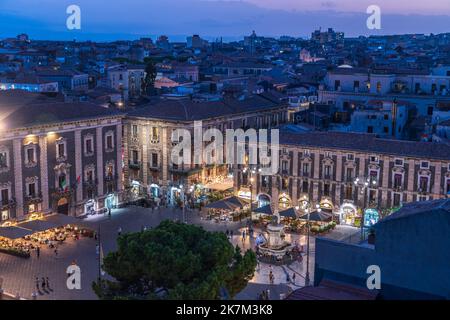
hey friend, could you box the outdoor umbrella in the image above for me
[252,205,273,215]
[205,196,248,211]
[279,207,298,219]
[299,210,333,222]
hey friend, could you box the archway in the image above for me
[339,202,358,225]
[278,193,291,209]
[257,194,271,208]
[57,197,69,215]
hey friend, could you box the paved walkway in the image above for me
[0,206,356,300]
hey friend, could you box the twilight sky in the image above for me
[0,0,449,41]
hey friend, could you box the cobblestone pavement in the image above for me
[0,206,359,300]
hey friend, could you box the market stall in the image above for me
[299,210,335,234]
[204,196,249,222]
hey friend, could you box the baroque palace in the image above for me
[0,91,123,222]
[1,90,449,224]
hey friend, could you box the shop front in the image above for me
[148,183,161,198]
[257,194,271,208]
[105,193,118,210]
[169,186,182,206]
[84,199,97,215]
[278,193,291,210]
[363,208,380,228]
[339,202,359,226]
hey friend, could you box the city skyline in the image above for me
[0,0,449,41]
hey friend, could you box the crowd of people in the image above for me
[0,224,93,257]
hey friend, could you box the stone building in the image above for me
[122,94,290,205]
[0,91,123,223]
[234,130,450,224]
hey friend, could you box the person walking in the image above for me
[41,277,46,292]
[292,273,296,285]
[36,246,40,259]
[286,273,290,283]
[45,277,50,291]
[54,247,58,259]
[35,277,40,292]
[117,227,122,236]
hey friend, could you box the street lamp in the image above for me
[354,176,377,241]
[304,207,311,286]
[179,183,187,223]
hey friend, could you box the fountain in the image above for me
[257,215,297,265]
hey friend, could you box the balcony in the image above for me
[1,198,16,210]
[128,160,141,170]
[84,179,98,189]
[25,192,43,205]
[150,136,160,144]
[417,187,430,195]
[104,174,117,182]
[169,165,202,175]
[393,184,403,192]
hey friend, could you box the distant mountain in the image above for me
[0,0,449,41]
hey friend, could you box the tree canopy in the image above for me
[142,58,157,95]
[93,221,256,300]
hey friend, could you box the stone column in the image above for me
[433,161,442,198]
[96,127,104,196]
[271,175,279,214]
[357,156,366,205]
[162,127,169,185]
[335,154,343,206]
[291,151,298,206]
[142,125,149,186]
[39,136,50,212]
[381,156,390,207]
[407,159,415,201]
[116,123,123,192]
[122,123,129,187]
[292,177,298,206]
[13,139,24,219]
[74,130,83,204]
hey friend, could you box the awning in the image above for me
[17,219,58,233]
[0,226,33,239]
[279,207,298,219]
[299,210,333,222]
[253,205,273,215]
[205,196,249,211]
[204,179,234,191]
[43,214,87,227]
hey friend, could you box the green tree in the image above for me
[93,221,256,300]
[142,58,157,95]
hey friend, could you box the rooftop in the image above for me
[0,90,122,131]
[375,199,450,225]
[279,130,450,160]
[127,94,284,121]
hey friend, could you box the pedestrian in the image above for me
[45,277,50,290]
[118,227,122,236]
[41,277,46,291]
[286,273,290,283]
[292,273,296,285]
[266,289,270,300]
[35,277,39,291]
[31,291,37,300]
[96,244,100,255]
[36,246,40,259]
[54,247,58,258]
